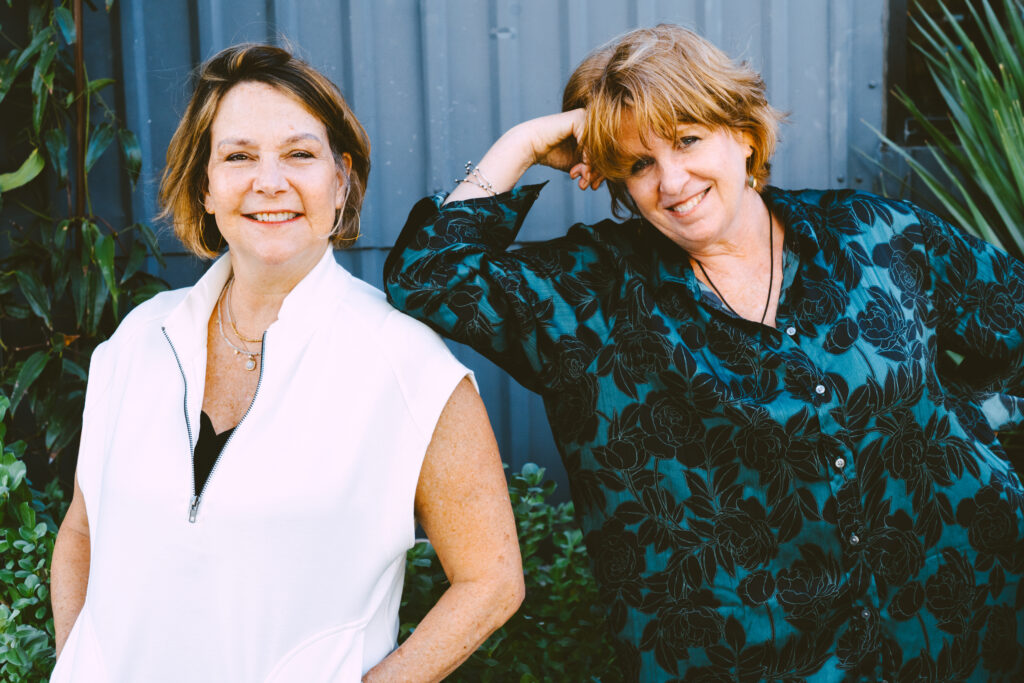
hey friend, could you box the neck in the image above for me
[227,248,326,333]
[686,188,769,267]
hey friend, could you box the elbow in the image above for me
[486,565,526,630]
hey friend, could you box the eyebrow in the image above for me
[216,133,324,149]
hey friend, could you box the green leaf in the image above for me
[0,149,45,193]
[62,358,88,383]
[95,231,119,317]
[31,82,48,135]
[10,351,48,415]
[85,77,115,96]
[44,127,69,185]
[85,121,116,173]
[15,268,52,328]
[54,6,76,44]
[120,239,147,283]
[118,128,142,186]
[13,26,53,74]
[134,222,167,268]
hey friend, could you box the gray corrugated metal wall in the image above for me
[77,0,888,496]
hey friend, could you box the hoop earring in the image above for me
[329,166,361,243]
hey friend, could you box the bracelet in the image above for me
[466,161,496,193]
[453,160,497,196]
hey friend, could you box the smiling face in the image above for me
[619,113,757,256]
[204,81,351,280]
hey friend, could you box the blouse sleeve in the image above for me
[384,183,605,394]
[916,205,1024,432]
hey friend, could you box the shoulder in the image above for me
[328,266,458,361]
[772,187,924,241]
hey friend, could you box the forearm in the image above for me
[445,124,538,204]
[444,110,588,205]
[50,523,91,656]
[363,574,523,682]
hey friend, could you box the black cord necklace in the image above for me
[694,209,774,325]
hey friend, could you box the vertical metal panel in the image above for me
[60,0,889,495]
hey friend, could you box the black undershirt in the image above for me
[194,411,235,493]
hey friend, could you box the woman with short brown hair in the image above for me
[51,43,523,682]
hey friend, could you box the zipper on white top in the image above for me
[162,326,268,523]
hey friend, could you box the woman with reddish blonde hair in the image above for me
[386,23,1024,681]
[50,43,523,682]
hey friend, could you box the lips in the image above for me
[246,211,300,223]
[666,187,710,215]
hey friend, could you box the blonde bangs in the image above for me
[572,24,785,217]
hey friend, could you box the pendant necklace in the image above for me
[216,281,260,371]
[694,208,774,325]
[225,278,263,344]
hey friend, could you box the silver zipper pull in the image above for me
[189,495,200,523]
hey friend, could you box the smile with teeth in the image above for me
[247,211,300,223]
[667,188,710,214]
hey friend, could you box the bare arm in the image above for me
[51,476,91,657]
[363,378,524,682]
[444,109,604,205]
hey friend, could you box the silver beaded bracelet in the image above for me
[454,160,497,196]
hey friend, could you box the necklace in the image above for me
[216,284,260,371]
[225,278,263,344]
[694,209,774,325]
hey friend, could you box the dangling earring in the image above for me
[747,175,758,190]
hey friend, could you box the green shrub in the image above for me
[401,464,623,682]
[875,0,1024,260]
[0,392,66,681]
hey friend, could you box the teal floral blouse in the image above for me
[384,184,1024,682]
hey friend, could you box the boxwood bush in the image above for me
[0,393,66,682]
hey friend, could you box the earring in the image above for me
[747,175,757,190]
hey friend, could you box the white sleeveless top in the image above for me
[51,248,470,682]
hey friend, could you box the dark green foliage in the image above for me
[401,464,623,681]
[1,2,166,679]
[0,392,66,680]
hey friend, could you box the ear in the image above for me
[203,189,215,214]
[741,131,755,159]
[336,153,353,210]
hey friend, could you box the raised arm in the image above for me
[362,378,523,682]
[444,109,602,205]
[51,476,91,657]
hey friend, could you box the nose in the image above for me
[252,157,288,195]
[658,156,689,196]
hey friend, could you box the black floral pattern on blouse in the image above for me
[384,184,1024,681]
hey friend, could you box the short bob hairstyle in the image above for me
[158,44,371,257]
[575,24,784,218]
